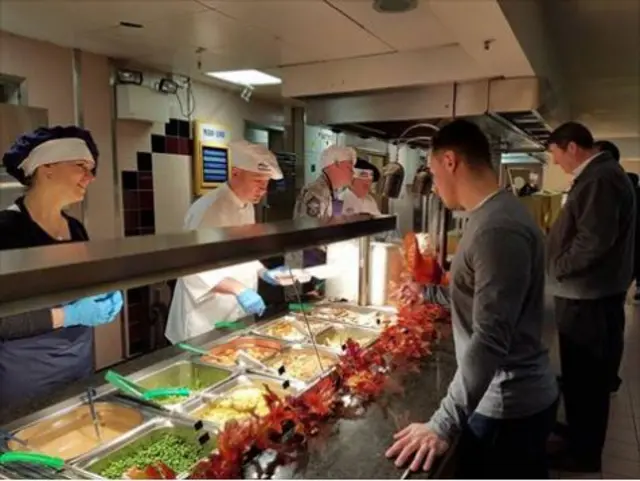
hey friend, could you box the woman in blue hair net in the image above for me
[0,126,123,406]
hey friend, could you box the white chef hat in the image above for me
[320,146,356,169]
[230,140,283,180]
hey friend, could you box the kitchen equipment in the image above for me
[380,162,405,199]
[6,401,145,461]
[369,241,404,307]
[200,336,285,369]
[313,324,379,352]
[73,418,217,479]
[133,361,232,407]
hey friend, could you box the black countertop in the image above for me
[0,309,458,479]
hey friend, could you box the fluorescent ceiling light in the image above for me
[206,69,281,86]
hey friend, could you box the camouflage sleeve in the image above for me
[293,188,324,219]
[288,188,326,269]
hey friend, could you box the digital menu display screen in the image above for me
[202,146,229,183]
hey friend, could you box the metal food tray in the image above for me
[313,324,380,353]
[252,316,332,343]
[71,418,218,479]
[4,400,149,464]
[261,344,340,385]
[176,373,306,429]
[196,335,288,370]
[132,360,233,409]
[301,302,397,330]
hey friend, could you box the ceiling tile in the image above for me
[326,0,454,51]
[82,9,281,61]
[0,0,209,49]
[200,0,393,64]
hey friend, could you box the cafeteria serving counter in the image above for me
[0,215,458,478]
[0,307,457,479]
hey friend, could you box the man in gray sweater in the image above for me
[547,123,636,472]
[386,120,558,478]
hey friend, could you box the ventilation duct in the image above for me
[303,77,557,153]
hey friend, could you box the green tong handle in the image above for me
[142,387,191,401]
[104,370,145,398]
[0,452,64,470]
[214,320,245,330]
[289,303,313,312]
[176,343,209,356]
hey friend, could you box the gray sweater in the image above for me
[427,190,558,441]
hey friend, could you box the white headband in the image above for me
[18,138,95,177]
[354,168,374,180]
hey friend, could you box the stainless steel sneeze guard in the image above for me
[0,214,396,317]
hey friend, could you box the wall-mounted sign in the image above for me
[193,120,230,195]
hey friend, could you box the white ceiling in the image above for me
[1,0,637,159]
[545,0,640,158]
[0,0,455,98]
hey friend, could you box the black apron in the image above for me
[0,198,94,406]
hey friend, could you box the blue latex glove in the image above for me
[259,266,288,286]
[236,289,266,316]
[63,291,124,328]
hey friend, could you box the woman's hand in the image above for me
[62,292,123,327]
[385,423,449,472]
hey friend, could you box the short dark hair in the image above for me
[354,157,381,182]
[628,173,639,187]
[594,140,621,161]
[547,122,594,150]
[431,119,492,169]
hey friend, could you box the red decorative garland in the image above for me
[133,234,451,479]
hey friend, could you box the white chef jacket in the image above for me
[165,183,263,344]
[342,189,381,216]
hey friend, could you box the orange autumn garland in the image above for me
[136,234,450,480]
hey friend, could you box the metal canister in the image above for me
[380,162,405,198]
[412,167,433,196]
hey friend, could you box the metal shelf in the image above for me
[0,214,396,317]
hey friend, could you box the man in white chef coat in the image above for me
[342,158,381,216]
[165,140,285,344]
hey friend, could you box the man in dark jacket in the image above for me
[546,123,636,472]
[594,140,639,390]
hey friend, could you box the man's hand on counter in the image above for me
[385,423,449,472]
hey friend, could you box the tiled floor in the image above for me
[546,299,640,479]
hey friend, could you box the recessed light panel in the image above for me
[205,69,281,86]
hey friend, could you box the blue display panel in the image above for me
[202,146,229,183]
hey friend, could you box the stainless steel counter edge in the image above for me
[0,214,396,316]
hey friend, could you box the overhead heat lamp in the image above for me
[116,69,143,86]
[157,78,179,95]
[373,0,417,13]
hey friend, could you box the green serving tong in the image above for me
[288,303,314,313]
[104,370,191,402]
[176,343,209,356]
[0,451,65,470]
[214,320,246,330]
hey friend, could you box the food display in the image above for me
[8,403,144,461]
[257,319,306,342]
[315,326,378,351]
[88,431,209,479]
[304,305,393,330]
[202,337,283,368]
[193,384,285,426]
[136,362,231,405]
[266,349,337,382]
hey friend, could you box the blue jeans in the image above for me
[456,400,558,479]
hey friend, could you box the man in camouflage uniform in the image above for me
[293,145,356,220]
[287,146,356,274]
